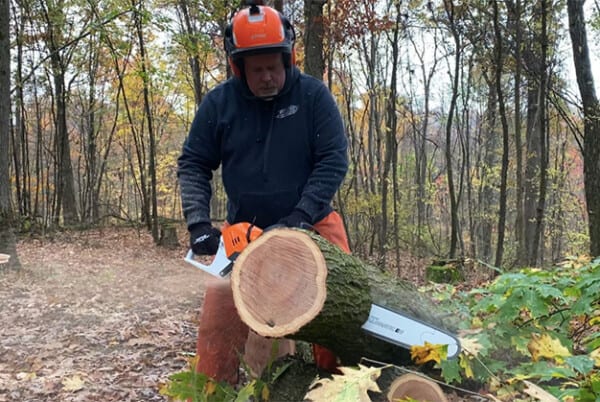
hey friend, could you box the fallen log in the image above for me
[231,228,458,366]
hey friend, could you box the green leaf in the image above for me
[565,355,595,376]
[440,359,461,384]
[510,361,577,381]
[524,289,550,317]
[235,381,256,402]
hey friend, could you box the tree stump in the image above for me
[426,259,465,284]
[158,223,179,249]
[0,227,20,271]
[386,373,448,402]
[231,228,458,366]
[0,254,9,273]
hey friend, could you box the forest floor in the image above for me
[0,226,484,402]
[0,226,204,402]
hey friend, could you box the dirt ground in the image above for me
[0,227,205,402]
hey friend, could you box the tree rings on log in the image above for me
[386,373,448,402]
[231,228,328,337]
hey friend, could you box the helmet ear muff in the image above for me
[224,24,239,77]
[228,58,243,78]
[281,15,296,66]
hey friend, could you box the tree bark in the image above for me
[567,0,600,257]
[492,0,510,269]
[303,0,326,80]
[40,0,79,225]
[0,0,20,271]
[442,0,462,259]
[231,228,456,366]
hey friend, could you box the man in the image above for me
[177,2,350,384]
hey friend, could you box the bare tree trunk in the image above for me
[13,11,29,219]
[510,0,526,267]
[407,29,440,256]
[523,84,542,265]
[567,0,600,256]
[478,76,497,264]
[0,0,21,270]
[443,0,461,259]
[521,0,550,267]
[303,0,325,80]
[381,4,401,268]
[175,0,204,108]
[549,138,567,261]
[81,35,100,224]
[40,0,79,226]
[533,0,549,266]
[133,0,159,242]
[492,0,510,269]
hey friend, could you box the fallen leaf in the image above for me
[62,375,85,392]
[15,371,36,381]
[591,348,600,367]
[459,336,483,356]
[527,333,571,363]
[305,364,382,402]
[410,342,447,365]
[459,355,475,378]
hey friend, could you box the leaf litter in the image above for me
[0,227,206,402]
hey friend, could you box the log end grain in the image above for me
[231,228,328,337]
[386,373,448,402]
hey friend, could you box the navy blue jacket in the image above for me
[177,66,348,229]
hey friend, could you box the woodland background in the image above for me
[1,0,600,271]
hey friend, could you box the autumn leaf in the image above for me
[459,336,483,357]
[15,371,36,381]
[261,383,270,401]
[527,333,571,363]
[304,364,382,402]
[205,380,217,395]
[410,342,448,365]
[62,375,85,392]
[459,355,475,378]
[591,348,600,367]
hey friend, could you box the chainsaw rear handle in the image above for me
[184,236,233,278]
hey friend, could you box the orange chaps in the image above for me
[194,211,350,383]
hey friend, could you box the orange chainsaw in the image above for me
[184,222,462,358]
[184,222,264,278]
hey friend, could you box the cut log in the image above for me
[386,373,448,402]
[231,228,457,366]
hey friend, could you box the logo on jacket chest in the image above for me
[275,105,299,119]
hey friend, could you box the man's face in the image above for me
[243,53,286,99]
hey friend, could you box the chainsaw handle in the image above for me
[184,236,233,278]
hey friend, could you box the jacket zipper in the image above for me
[262,101,277,178]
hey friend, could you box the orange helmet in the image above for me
[224,4,296,77]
